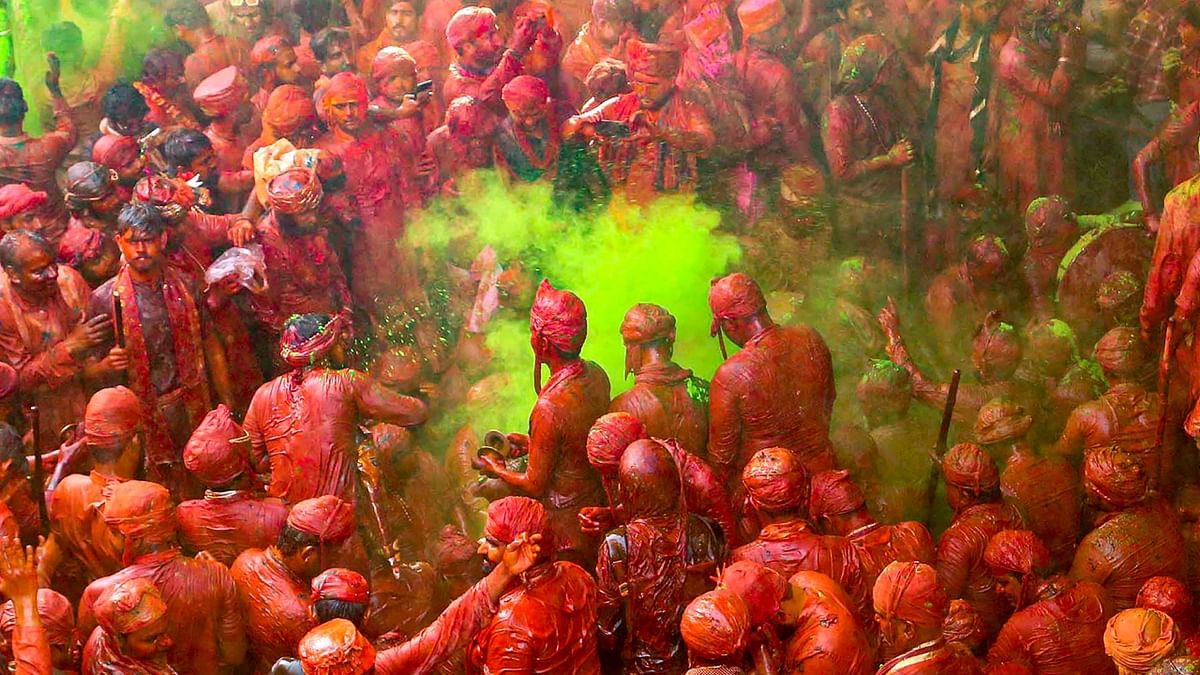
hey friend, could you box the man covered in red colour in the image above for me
[467,496,601,674]
[1136,577,1200,657]
[985,529,1115,674]
[851,360,928,523]
[477,280,610,566]
[582,413,737,546]
[358,0,443,79]
[873,561,983,674]
[809,468,934,593]
[230,495,357,672]
[0,71,77,230]
[611,303,708,455]
[0,581,77,675]
[777,570,875,674]
[63,162,125,239]
[714,560,785,673]
[706,273,835,490]
[0,229,109,452]
[595,438,722,672]
[135,49,202,132]
[89,134,145,200]
[164,0,249,90]
[493,76,564,182]
[923,235,1018,366]
[561,0,629,97]
[730,448,867,617]
[243,85,323,172]
[425,95,498,193]
[1021,196,1080,320]
[249,37,307,113]
[370,47,439,157]
[245,313,427,505]
[82,578,176,675]
[193,66,259,181]
[177,405,288,566]
[1071,447,1188,610]
[937,442,1024,638]
[78,480,247,675]
[0,184,48,234]
[680,588,750,673]
[443,7,538,109]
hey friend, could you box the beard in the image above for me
[481,559,497,575]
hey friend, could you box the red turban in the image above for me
[102,480,177,563]
[370,46,416,84]
[1138,577,1195,632]
[433,524,479,572]
[446,6,496,52]
[311,568,370,604]
[717,560,785,627]
[485,496,552,551]
[502,75,550,111]
[625,39,682,81]
[287,496,357,544]
[84,386,143,449]
[446,95,494,137]
[1094,327,1148,378]
[1084,446,1148,509]
[91,135,141,170]
[941,443,999,495]
[709,273,766,323]
[973,398,1034,445]
[298,619,376,675]
[280,313,347,368]
[1105,608,1178,672]
[872,561,947,627]
[0,589,75,647]
[0,183,47,220]
[193,65,248,118]
[183,405,250,487]
[93,578,167,636]
[808,469,866,519]
[737,0,786,37]
[680,588,750,661]
[58,224,106,267]
[320,72,368,117]
[984,529,1051,576]
[263,84,318,135]
[942,599,986,652]
[586,412,647,470]
[267,167,324,215]
[251,35,290,70]
[620,303,676,345]
[530,279,587,355]
[743,447,809,513]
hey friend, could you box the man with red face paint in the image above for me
[370,47,440,158]
[444,7,541,110]
[358,0,443,78]
[425,96,498,194]
[82,578,176,675]
[924,234,1019,367]
[611,303,709,456]
[0,184,48,235]
[985,529,1115,674]
[494,75,564,182]
[873,562,983,674]
[477,280,610,567]
[249,37,308,113]
[193,66,258,186]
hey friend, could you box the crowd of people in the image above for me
[0,0,1198,672]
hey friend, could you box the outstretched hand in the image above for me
[501,533,542,577]
[45,53,62,98]
[0,536,41,602]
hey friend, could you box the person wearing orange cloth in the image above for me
[244,313,427,505]
[369,47,439,157]
[176,405,288,566]
[714,560,786,673]
[82,578,175,675]
[1071,448,1187,611]
[0,184,48,234]
[249,37,307,113]
[477,281,610,567]
[561,0,630,99]
[581,412,736,548]
[164,0,249,91]
[610,303,709,456]
[443,7,538,110]
[777,570,875,674]
[1105,608,1192,674]
[467,496,600,674]
[680,588,750,674]
[493,76,564,183]
[357,0,443,80]
[0,73,78,231]
[295,619,375,675]
[230,495,357,673]
[242,85,322,171]
[808,468,934,594]
[78,480,246,675]
[985,529,1115,674]
[424,95,499,193]
[874,561,983,673]
[192,66,259,184]
[730,448,868,618]
[0,537,78,675]
[1137,577,1200,657]
[936,442,1024,639]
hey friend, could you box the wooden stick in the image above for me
[935,369,962,457]
[1154,317,1176,492]
[25,405,48,535]
[113,290,125,349]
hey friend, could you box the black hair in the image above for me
[163,0,211,29]
[313,598,367,625]
[0,229,51,270]
[0,79,28,126]
[141,48,186,85]
[116,202,166,238]
[41,22,84,58]
[283,313,332,343]
[311,27,351,62]
[162,128,213,169]
[0,423,27,478]
[275,524,323,556]
[101,83,150,125]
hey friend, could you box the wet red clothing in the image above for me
[999,447,1081,570]
[48,471,126,582]
[185,34,249,90]
[375,575,499,674]
[1142,174,1200,337]
[936,502,1024,637]
[610,362,709,457]
[466,561,601,674]
[1070,500,1188,610]
[847,520,935,594]
[876,640,982,675]
[176,490,289,567]
[443,52,525,111]
[0,264,91,452]
[0,501,16,541]
[244,367,428,505]
[230,547,315,674]
[734,46,810,170]
[0,99,78,228]
[986,577,1115,675]
[253,213,353,333]
[660,439,738,548]
[708,325,836,482]
[78,550,245,675]
[8,622,52,675]
[1055,384,1163,479]
[82,626,178,675]
[782,571,874,675]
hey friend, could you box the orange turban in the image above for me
[84,386,143,449]
[311,568,370,604]
[183,405,250,487]
[92,134,141,170]
[808,469,866,519]
[446,6,496,52]
[743,447,809,513]
[873,561,947,627]
[1094,327,1148,379]
[709,273,766,323]
[984,530,1051,576]
[973,398,1034,445]
[0,183,47,220]
[267,167,324,215]
[530,279,587,355]
[298,619,376,675]
[370,46,416,84]
[1104,608,1178,672]
[485,496,552,550]
[287,496,357,544]
[941,443,999,495]
[736,0,786,36]
[102,480,177,563]
[93,578,167,637]
[942,599,986,651]
[193,65,248,117]
[501,75,550,111]
[1084,447,1148,509]
[0,589,75,647]
[586,412,647,470]
[620,303,676,345]
[263,84,318,135]
[717,560,785,627]
[680,588,750,661]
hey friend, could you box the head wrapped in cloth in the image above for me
[743,447,809,514]
[737,0,786,38]
[446,95,496,139]
[973,398,1033,446]
[263,84,318,137]
[681,588,750,663]
[942,599,987,653]
[434,524,479,574]
[984,529,1051,582]
[717,560,785,628]
[972,313,1022,380]
[0,589,75,652]
[1024,195,1076,247]
[941,442,1000,496]
[502,75,550,112]
[446,6,497,52]
[311,568,370,604]
[84,386,143,451]
[485,496,553,553]
[618,438,682,519]
[709,272,767,358]
[586,412,647,472]
[1094,327,1148,380]
[371,46,417,85]
[267,167,324,215]
[183,404,250,487]
[319,72,369,126]
[1137,577,1196,633]
[64,161,117,211]
[1084,447,1149,510]
[620,303,676,376]
[0,183,47,221]
[193,65,248,118]
[857,359,913,413]
[529,279,587,391]
[625,38,682,82]
[92,135,142,172]
[873,561,947,627]
[298,619,376,675]
[1105,608,1178,673]
[1098,271,1143,316]
[102,480,177,563]
[809,469,866,519]
[836,34,894,96]
[133,174,204,223]
[58,226,111,270]
[93,578,167,637]
[251,35,289,74]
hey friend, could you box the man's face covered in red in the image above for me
[386,0,418,40]
[503,76,550,133]
[447,97,498,168]
[324,72,369,133]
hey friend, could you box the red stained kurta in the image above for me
[986,578,1115,675]
[253,213,353,333]
[230,547,315,673]
[999,447,1081,570]
[876,640,982,675]
[0,99,78,228]
[610,362,709,457]
[936,502,1024,637]
[782,572,875,675]
[1069,501,1188,610]
[48,472,126,582]
[734,47,811,169]
[375,575,499,674]
[176,491,289,567]
[847,520,935,594]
